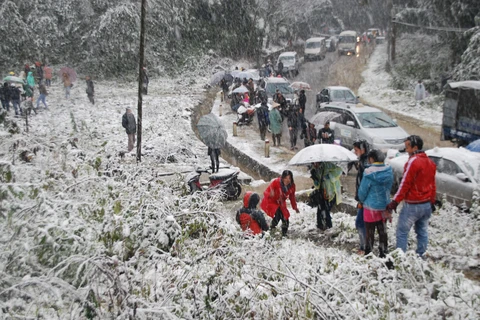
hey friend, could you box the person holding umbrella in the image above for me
[260,170,299,237]
[208,147,221,173]
[62,72,71,99]
[310,162,343,230]
[196,113,228,172]
[298,89,307,114]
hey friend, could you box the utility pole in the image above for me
[391,18,396,62]
[387,0,393,63]
[136,0,147,163]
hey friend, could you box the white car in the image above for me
[276,52,300,76]
[388,148,480,208]
[316,102,409,151]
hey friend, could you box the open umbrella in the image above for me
[210,71,226,85]
[231,71,255,80]
[466,139,480,153]
[58,67,77,82]
[288,144,357,166]
[309,111,342,128]
[232,86,249,94]
[197,114,228,149]
[3,76,25,84]
[290,81,311,91]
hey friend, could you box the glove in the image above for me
[431,203,436,212]
[386,200,398,213]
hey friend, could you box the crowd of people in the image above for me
[0,62,103,117]
[235,135,437,263]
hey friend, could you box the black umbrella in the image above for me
[197,114,228,149]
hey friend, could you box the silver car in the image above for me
[388,148,480,209]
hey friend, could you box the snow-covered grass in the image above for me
[1,72,480,318]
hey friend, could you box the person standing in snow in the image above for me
[43,64,53,87]
[287,107,300,150]
[236,191,269,236]
[0,83,10,111]
[122,107,137,152]
[303,122,317,147]
[414,80,426,103]
[269,102,283,146]
[353,139,369,255]
[10,84,21,116]
[358,149,393,258]
[277,60,284,77]
[26,71,35,97]
[386,135,436,257]
[208,147,221,173]
[319,121,334,144]
[35,62,44,84]
[36,83,48,110]
[298,89,307,114]
[310,162,343,230]
[261,170,299,237]
[62,73,71,99]
[85,76,95,104]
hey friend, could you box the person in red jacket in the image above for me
[260,170,300,237]
[386,135,436,257]
[236,192,269,236]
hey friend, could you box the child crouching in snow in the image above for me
[236,192,269,237]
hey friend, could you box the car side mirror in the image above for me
[456,173,470,182]
[346,121,355,127]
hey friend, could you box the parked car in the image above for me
[316,102,409,150]
[388,148,480,209]
[264,77,294,104]
[275,51,300,76]
[304,37,327,61]
[316,86,358,107]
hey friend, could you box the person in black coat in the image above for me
[318,121,335,144]
[287,107,300,150]
[208,147,221,173]
[86,76,95,104]
[353,139,370,254]
[277,60,284,77]
[0,82,10,111]
[256,102,270,141]
[9,85,21,116]
[298,90,307,113]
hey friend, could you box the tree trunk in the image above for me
[136,0,147,163]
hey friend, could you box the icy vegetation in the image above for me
[1,70,480,318]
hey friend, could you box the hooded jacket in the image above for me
[358,163,393,210]
[269,108,283,135]
[27,72,35,87]
[260,177,297,220]
[236,192,268,235]
[393,151,436,204]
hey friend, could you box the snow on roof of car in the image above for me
[279,51,297,57]
[323,102,380,113]
[339,30,357,36]
[327,86,353,90]
[446,81,480,90]
[427,147,480,163]
[306,37,325,42]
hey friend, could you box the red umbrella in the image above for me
[58,67,77,83]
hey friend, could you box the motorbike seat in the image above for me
[210,168,237,180]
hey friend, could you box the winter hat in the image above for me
[126,107,132,111]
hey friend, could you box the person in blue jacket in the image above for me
[358,149,393,258]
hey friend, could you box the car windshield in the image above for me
[279,56,295,62]
[306,42,322,49]
[463,162,479,182]
[266,82,293,95]
[356,112,397,128]
[331,89,356,102]
[339,36,355,43]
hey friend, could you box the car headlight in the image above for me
[372,137,386,144]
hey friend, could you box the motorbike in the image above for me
[236,104,256,126]
[186,167,242,200]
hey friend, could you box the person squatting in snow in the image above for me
[122,107,137,152]
[236,192,269,236]
[261,170,299,237]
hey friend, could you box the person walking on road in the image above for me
[208,147,221,173]
[26,71,35,96]
[122,107,137,152]
[298,89,307,114]
[269,102,283,146]
[43,64,53,87]
[36,83,48,110]
[62,73,71,99]
[319,121,335,144]
[386,135,436,257]
[277,60,284,77]
[353,139,369,255]
[261,170,299,237]
[256,101,269,141]
[287,107,300,150]
[358,149,393,258]
[86,76,95,104]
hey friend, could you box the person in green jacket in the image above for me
[26,71,35,97]
[269,102,283,146]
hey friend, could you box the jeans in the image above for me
[396,202,432,256]
[12,99,20,115]
[36,94,48,109]
[356,208,366,251]
[65,86,71,99]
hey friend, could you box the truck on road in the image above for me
[441,81,480,146]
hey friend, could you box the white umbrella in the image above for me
[232,86,249,94]
[288,144,357,166]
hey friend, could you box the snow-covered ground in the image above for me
[1,68,480,318]
[359,44,444,126]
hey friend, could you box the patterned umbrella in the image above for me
[290,81,311,91]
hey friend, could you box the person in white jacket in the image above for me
[414,80,426,103]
